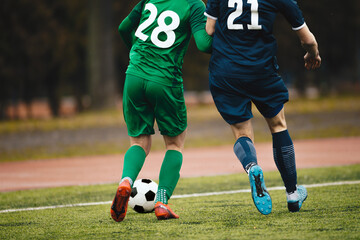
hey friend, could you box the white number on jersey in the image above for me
[227,0,243,30]
[227,0,262,30]
[135,3,180,48]
[135,3,157,41]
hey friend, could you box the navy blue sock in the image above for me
[272,130,297,193]
[234,137,257,173]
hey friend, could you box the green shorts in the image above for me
[123,74,187,137]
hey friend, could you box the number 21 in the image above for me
[227,0,262,30]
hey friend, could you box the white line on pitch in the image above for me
[1,180,359,214]
[171,180,360,199]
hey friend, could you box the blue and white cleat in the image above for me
[287,185,308,212]
[248,165,272,215]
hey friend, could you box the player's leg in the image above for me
[154,130,186,220]
[266,108,297,194]
[209,73,272,214]
[251,73,307,211]
[121,135,151,187]
[231,120,272,215]
[231,120,257,172]
[209,73,258,172]
[157,130,186,205]
[120,74,156,185]
[111,75,155,222]
[265,109,307,212]
[146,81,186,219]
[111,136,152,221]
[266,108,296,194]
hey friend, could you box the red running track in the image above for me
[0,137,359,192]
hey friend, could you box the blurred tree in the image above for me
[0,0,88,119]
[0,0,43,119]
[113,0,138,94]
[87,0,117,110]
[355,0,360,87]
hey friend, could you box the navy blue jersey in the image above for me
[205,0,305,78]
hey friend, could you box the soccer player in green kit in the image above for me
[110,0,212,222]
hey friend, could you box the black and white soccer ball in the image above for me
[129,179,158,213]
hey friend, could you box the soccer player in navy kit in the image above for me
[205,0,321,214]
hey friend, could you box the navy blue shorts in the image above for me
[209,73,289,125]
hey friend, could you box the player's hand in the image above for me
[304,52,321,70]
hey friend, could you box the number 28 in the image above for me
[227,0,262,30]
[135,3,180,48]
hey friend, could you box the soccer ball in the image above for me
[129,179,158,213]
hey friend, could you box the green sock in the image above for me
[121,145,146,185]
[156,188,168,205]
[156,150,183,204]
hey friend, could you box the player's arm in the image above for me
[188,0,214,53]
[205,18,216,36]
[118,16,136,50]
[193,29,213,53]
[277,0,321,70]
[118,0,145,50]
[204,0,219,36]
[295,25,321,70]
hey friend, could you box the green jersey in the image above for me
[124,0,207,87]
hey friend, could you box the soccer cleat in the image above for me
[248,165,272,215]
[287,185,308,212]
[110,179,132,222]
[154,202,179,220]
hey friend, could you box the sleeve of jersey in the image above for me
[193,29,213,53]
[189,0,213,53]
[118,16,136,50]
[189,0,208,34]
[117,0,145,49]
[277,0,306,31]
[204,0,219,20]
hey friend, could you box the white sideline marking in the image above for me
[172,180,360,199]
[1,180,359,214]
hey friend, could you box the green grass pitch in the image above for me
[1,165,359,239]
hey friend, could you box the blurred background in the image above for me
[0,0,359,163]
[1,0,359,119]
